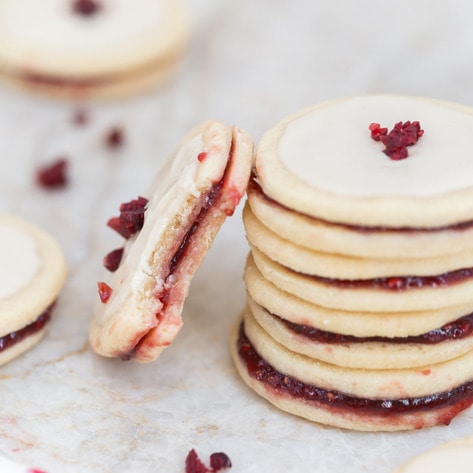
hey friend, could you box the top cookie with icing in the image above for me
[255,95,473,227]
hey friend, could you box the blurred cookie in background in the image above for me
[0,0,189,100]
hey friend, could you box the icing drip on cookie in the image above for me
[0,222,40,298]
[278,95,473,197]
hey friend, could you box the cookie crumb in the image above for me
[36,158,69,189]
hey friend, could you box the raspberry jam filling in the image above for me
[273,310,473,344]
[309,266,473,291]
[249,178,473,233]
[237,322,473,419]
[0,304,54,352]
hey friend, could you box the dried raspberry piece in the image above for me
[36,158,69,189]
[210,452,232,470]
[185,449,210,473]
[72,0,101,16]
[97,282,112,303]
[368,122,388,141]
[103,248,124,272]
[197,152,208,162]
[370,120,424,160]
[185,449,232,473]
[105,126,124,149]
[72,109,89,126]
[107,197,148,239]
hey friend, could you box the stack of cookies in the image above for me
[231,95,473,431]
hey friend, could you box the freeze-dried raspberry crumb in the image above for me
[197,152,208,162]
[370,121,423,160]
[97,282,112,303]
[107,196,148,239]
[185,449,232,473]
[36,158,69,189]
[72,109,89,126]
[105,126,124,149]
[103,248,124,272]
[27,470,48,473]
[72,0,101,16]
[210,452,232,470]
[185,449,209,473]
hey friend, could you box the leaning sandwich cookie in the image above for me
[89,121,253,363]
[0,214,66,365]
[0,0,189,99]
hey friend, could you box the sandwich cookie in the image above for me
[233,95,473,430]
[0,0,189,99]
[0,214,66,365]
[89,121,253,363]
[393,436,473,473]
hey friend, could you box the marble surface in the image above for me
[2,0,473,471]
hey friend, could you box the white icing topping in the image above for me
[401,445,473,473]
[0,222,40,299]
[278,95,473,197]
[0,0,166,53]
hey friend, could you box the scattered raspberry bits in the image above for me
[72,0,102,16]
[97,282,113,303]
[105,126,125,150]
[103,248,124,272]
[107,196,148,239]
[369,120,424,160]
[185,449,232,473]
[197,152,208,162]
[36,158,69,189]
[72,109,89,126]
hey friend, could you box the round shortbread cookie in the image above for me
[231,316,473,431]
[0,213,67,364]
[247,182,473,260]
[0,0,189,99]
[393,436,473,473]
[244,203,473,279]
[244,257,473,338]
[241,307,473,399]
[248,298,473,369]
[251,248,473,312]
[89,121,253,363]
[255,95,473,227]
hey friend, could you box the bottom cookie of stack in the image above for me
[231,305,473,432]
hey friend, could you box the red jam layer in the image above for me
[0,304,54,352]
[237,322,473,418]
[302,266,473,290]
[249,178,473,233]
[274,311,473,345]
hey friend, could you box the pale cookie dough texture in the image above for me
[0,213,67,365]
[0,0,189,99]
[232,95,473,431]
